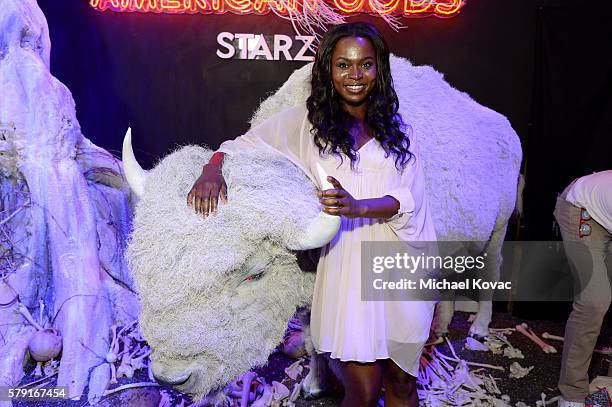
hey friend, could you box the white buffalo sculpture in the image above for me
[124,56,522,400]
[124,136,340,398]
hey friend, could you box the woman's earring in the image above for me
[331,86,336,98]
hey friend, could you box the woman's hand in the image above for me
[318,176,365,218]
[318,176,401,219]
[187,152,227,217]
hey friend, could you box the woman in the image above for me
[188,22,436,407]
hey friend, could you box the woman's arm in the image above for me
[318,176,400,219]
[187,104,314,217]
[357,196,401,219]
[208,151,225,168]
[187,151,227,217]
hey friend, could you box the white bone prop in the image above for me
[441,338,505,371]
[290,379,302,402]
[418,345,519,405]
[487,331,525,359]
[16,302,43,331]
[542,332,564,341]
[516,323,553,353]
[271,381,290,401]
[465,336,490,351]
[102,382,160,397]
[489,327,516,334]
[515,323,557,354]
[116,338,136,380]
[508,361,533,379]
[523,324,557,354]
[38,299,45,327]
[122,128,150,198]
[239,371,257,407]
[105,325,120,363]
[129,347,151,370]
[33,362,43,377]
[158,390,172,407]
[435,349,505,372]
[251,381,272,407]
[43,360,59,377]
[284,359,304,380]
[536,394,561,407]
[503,346,524,359]
[109,363,118,385]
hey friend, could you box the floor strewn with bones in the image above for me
[14,312,611,406]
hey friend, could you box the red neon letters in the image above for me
[89,0,464,17]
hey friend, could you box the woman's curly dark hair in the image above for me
[307,22,413,171]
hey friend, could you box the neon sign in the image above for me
[89,0,465,17]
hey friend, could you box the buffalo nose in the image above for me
[152,368,191,386]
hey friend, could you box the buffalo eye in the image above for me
[243,271,264,282]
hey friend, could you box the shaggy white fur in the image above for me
[127,147,320,398]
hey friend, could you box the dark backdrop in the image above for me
[39,0,539,167]
[524,5,612,241]
[515,4,612,320]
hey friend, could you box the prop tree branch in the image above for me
[0,1,139,403]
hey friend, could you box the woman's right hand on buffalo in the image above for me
[187,151,227,217]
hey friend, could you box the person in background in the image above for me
[554,170,612,407]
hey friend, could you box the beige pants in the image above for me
[554,192,611,402]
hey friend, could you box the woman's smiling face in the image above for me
[331,36,377,108]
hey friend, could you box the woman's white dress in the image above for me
[218,104,436,376]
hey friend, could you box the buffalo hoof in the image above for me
[301,384,326,400]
